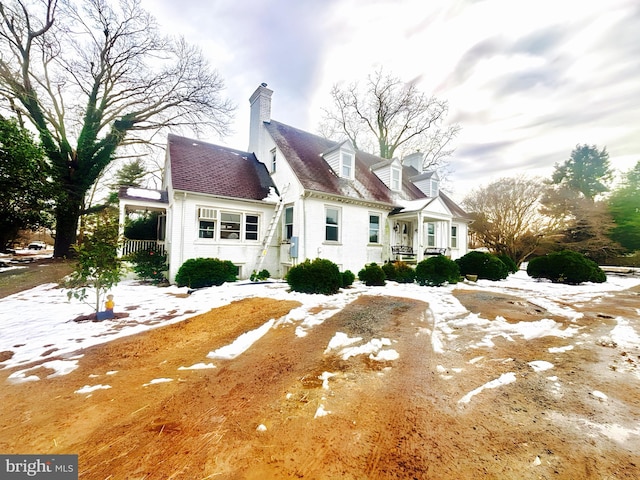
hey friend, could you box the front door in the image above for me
[394,221,412,247]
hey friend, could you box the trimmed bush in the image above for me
[250,269,270,282]
[381,262,396,280]
[341,270,356,288]
[286,258,342,294]
[415,255,460,286]
[128,245,168,284]
[496,254,518,274]
[358,262,386,286]
[382,261,415,284]
[175,257,237,288]
[455,251,509,281]
[527,250,606,285]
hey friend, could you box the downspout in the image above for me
[180,192,187,271]
[302,190,311,263]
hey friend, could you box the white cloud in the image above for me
[141,0,640,201]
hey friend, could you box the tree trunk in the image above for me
[53,196,82,258]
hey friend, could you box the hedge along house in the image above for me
[119,84,471,282]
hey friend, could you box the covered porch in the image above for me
[389,207,452,264]
[117,187,169,257]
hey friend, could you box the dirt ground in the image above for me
[1,280,639,479]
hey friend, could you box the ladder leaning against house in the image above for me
[255,185,289,272]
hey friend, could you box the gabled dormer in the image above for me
[410,171,440,197]
[370,157,403,192]
[321,140,356,180]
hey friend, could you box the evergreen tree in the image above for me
[551,144,612,201]
[0,116,53,249]
[609,161,640,251]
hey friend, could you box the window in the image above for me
[341,151,354,178]
[451,225,458,248]
[198,208,216,239]
[430,179,439,197]
[391,167,401,191]
[198,208,259,241]
[325,207,340,242]
[427,222,435,247]
[284,206,293,240]
[270,148,277,173]
[220,212,241,239]
[369,214,380,243]
[245,215,259,240]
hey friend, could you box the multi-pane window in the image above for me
[369,214,380,243]
[451,225,458,248]
[427,222,435,247]
[284,206,294,240]
[391,167,401,191]
[198,208,216,239]
[271,148,277,173]
[245,215,259,240]
[198,208,259,241]
[325,207,340,242]
[430,179,439,197]
[220,212,241,239]
[341,152,354,178]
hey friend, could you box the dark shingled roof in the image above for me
[168,133,276,200]
[264,120,394,204]
[440,191,472,220]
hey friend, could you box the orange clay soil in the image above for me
[1,288,639,479]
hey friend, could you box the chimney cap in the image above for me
[260,82,268,87]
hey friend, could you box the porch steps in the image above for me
[255,185,289,272]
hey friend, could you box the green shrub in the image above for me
[527,250,606,284]
[382,261,416,284]
[496,254,518,274]
[358,262,386,286]
[128,245,167,284]
[286,258,342,294]
[341,270,356,288]
[381,262,396,280]
[175,257,237,288]
[455,251,509,281]
[250,269,270,282]
[415,256,460,286]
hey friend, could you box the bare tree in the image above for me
[463,176,556,266]
[0,0,234,257]
[320,68,460,170]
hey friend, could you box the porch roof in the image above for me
[118,187,168,213]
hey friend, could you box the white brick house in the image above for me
[119,85,471,281]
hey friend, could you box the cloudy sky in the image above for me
[142,0,639,201]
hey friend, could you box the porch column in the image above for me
[417,213,424,263]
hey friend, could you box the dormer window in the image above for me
[391,166,401,191]
[321,141,356,180]
[341,151,354,179]
[410,171,440,197]
[430,179,439,197]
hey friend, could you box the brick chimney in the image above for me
[248,83,273,158]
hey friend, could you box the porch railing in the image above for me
[121,239,165,257]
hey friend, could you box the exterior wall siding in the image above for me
[166,192,279,281]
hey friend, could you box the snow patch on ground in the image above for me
[458,372,517,404]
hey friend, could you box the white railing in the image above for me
[121,239,165,257]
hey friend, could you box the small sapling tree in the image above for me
[66,213,124,313]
